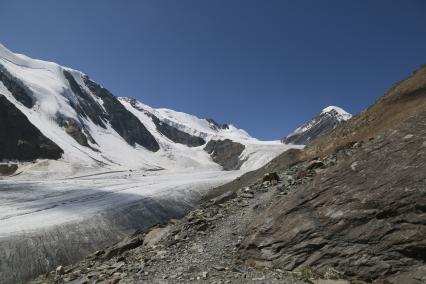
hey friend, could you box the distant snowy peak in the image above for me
[119,97,254,142]
[282,106,352,145]
[321,106,352,121]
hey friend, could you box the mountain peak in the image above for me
[282,105,352,145]
[321,105,352,121]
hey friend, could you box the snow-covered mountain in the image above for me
[0,43,298,177]
[282,106,352,145]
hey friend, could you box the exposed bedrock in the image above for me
[151,114,206,147]
[0,64,34,108]
[82,76,160,152]
[239,111,426,281]
[152,115,206,147]
[204,139,245,170]
[128,99,205,147]
[205,118,229,130]
[0,95,63,161]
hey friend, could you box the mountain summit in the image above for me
[282,105,352,144]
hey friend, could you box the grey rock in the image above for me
[0,95,63,161]
[104,232,144,259]
[204,139,245,170]
[262,172,280,183]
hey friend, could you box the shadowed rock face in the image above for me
[128,99,205,147]
[81,76,160,152]
[63,71,108,129]
[0,95,63,161]
[204,139,245,170]
[206,118,229,130]
[0,64,34,108]
[150,114,206,147]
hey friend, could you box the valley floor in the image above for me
[30,170,309,284]
[0,169,241,283]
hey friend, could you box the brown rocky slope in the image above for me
[238,65,426,283]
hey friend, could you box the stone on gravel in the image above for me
[104,232,144,259]
[262,172,279,183]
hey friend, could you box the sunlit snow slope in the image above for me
[0,43,299,178]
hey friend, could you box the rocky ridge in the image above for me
[282,106,352,145]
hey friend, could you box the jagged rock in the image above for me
[0,164,18,176]
[82,75,160,152]
[148,112,205,147]
[305,160,325,170]
[144,225,173,248]
[0,64,34,108]
[103,232,144,259]
[55,266,65,276]
[210,191,237,205]
[262,172,280,183]
[204,139,245,170]
[240,193,254,199]
[62,118,92,147]
[206,118,229,130]
[0,95,63,161]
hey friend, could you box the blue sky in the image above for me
[1,1,425,140]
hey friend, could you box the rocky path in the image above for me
[30,171,310,284]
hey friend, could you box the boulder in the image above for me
[262,172,279,183]
[0,164,18,176]
[103,232,144,259]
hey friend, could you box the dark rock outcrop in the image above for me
[262,172,280,183]
[206,118,229,130]
[127,99,205,147]
[0,64,34,108]
[63,71,108,129]
[82,76,160,152]
[150,115,205,147]
[0,164,18,176]
[0,95,63,161]
[204,139,245,170]
[60,117,97,149]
